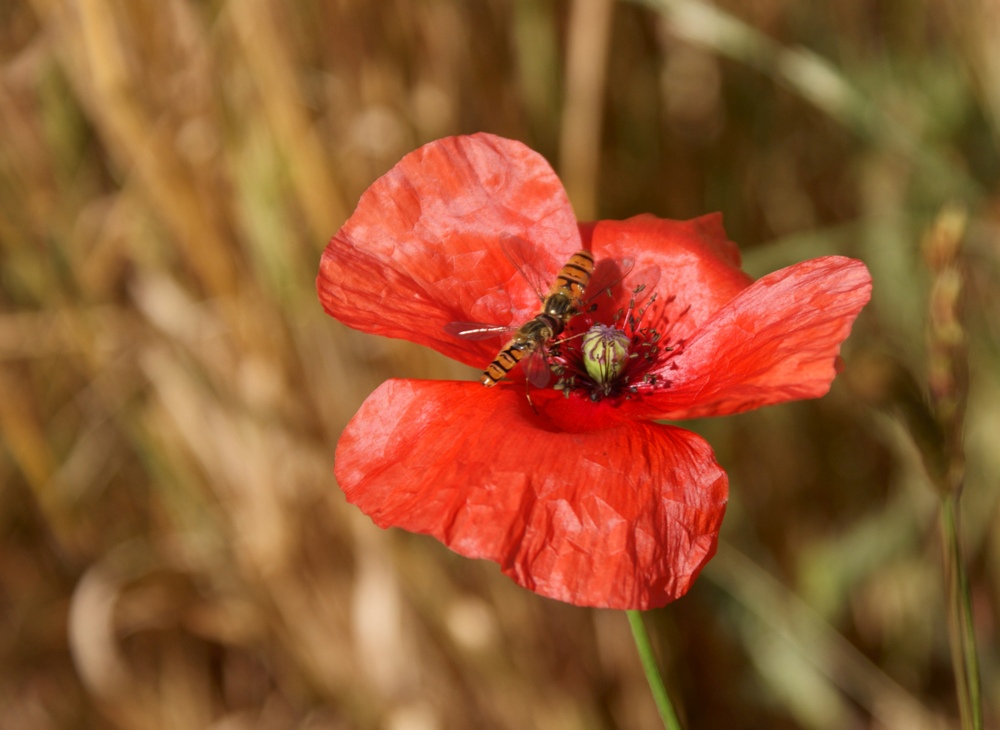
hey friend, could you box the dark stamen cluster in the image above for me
[548,284,676,402]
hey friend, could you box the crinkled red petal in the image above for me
[634,256,872,420]
[317,134,580,367]
[335,379,728,609]
[585,214,754,340]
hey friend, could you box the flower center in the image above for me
[548,284,673,402]
[581,324,630,384]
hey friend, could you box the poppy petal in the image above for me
[636,256,872,420]
[317,134,581,367]
[336,379,728,609]
[586,214,754,339]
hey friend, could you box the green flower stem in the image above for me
[626,610,684,730]
[940,491,984,730]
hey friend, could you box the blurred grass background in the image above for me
[1,0,998,728]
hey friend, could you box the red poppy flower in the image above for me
[318,133,872,610]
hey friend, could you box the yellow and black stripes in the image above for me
[546,250,594,300]
[481,250,594,387]
[481,346,527,386]
[481,315,561,386]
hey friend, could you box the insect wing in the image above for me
[521,348,553,388]
[444,321,515,341]
[622,265,661,308]
[498,233,551,302]
[585,257,635,303]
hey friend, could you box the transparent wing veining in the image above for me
[522,348,554,388]
[443,321,514,341]
[498,233,551,302]
[584,257,635,304]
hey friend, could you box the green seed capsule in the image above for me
[582,324,630,384]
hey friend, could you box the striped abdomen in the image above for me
[480,249,595,387]
[542,250,594,319]
[481,315,560,387]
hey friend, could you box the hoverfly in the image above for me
[445,236,631,387]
